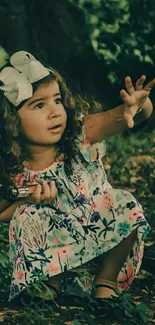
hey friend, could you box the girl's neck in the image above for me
[24,146,58,171]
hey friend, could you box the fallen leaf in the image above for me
[130,176,145,184]
[135,270,153,279]
[124,187,136,193]
[145,241,155,247]
[104,164,111,170]
[128,156,155,164]
[0,312,4,322]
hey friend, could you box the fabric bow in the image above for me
[0,51,50,107]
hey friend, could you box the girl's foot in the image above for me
[93,279,118,299]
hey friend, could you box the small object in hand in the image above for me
[0,177,55,200]
[11,186,30,198]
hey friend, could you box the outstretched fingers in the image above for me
[144,78,155,92]
[124,76,135,95]
[120,89,134,106]
[135,75,146,90]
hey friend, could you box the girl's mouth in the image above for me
[48,124,62,133]
[48,124,61,130]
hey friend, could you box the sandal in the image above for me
[92,279,118,299]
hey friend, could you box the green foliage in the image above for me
[0,223,10,297]
[74,320,82,325]
[69,0,155,92]
[97,293,149,324]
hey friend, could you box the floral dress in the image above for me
[9,119,150,300]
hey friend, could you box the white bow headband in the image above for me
[0,51,50,107]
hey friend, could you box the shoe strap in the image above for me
[95,283,118,294]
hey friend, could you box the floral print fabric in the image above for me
[9,119,150,300]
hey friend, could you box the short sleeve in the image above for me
[75,112,106,163]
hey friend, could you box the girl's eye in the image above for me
[55,98,62,104]
[34,102,45,110]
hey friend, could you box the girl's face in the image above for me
[18,80,67,147]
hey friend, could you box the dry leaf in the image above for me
[124,187,136,193]
[129,156,155,164]
[104,164,111,170]
[0,312,4,323]
[145,241,155,247]
[135,270,153,279]
[130,176,145,184]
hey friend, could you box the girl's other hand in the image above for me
[24,180,58,205]
[120,75,155,128]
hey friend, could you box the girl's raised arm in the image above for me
[83,101,152,144]
[83,75,154,144]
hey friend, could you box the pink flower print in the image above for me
[30,174,36,183]
[82,140,90,147]
[117,264,134,290]
[79,216,87,224]
[103,193,114,209]
[136,247,143,263]
[49,261,60,275]
[19,205,27,215]
[91,201,97,210]
[15,173,26,186]
[9,224,15,241]
[76,184,87,195]
[53,237,60,245]
[129,208,144,221]
[16,257,21,265]
[56,245,70,257]
[77,184,89,197]
[16,271,24,280]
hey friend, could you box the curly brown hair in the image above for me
[0,67,101,199]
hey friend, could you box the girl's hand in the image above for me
[24,180,58,205]
[120,75,155,128]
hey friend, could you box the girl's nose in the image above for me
[48,112,61,119]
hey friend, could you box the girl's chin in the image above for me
[24,133,63,147]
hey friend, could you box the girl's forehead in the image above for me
[33,80,60,97]
[20,80,61,110]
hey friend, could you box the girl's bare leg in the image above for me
[93,229,137,298]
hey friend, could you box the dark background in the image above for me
[0,0,155,129]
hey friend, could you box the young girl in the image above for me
[0,51,154,302]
